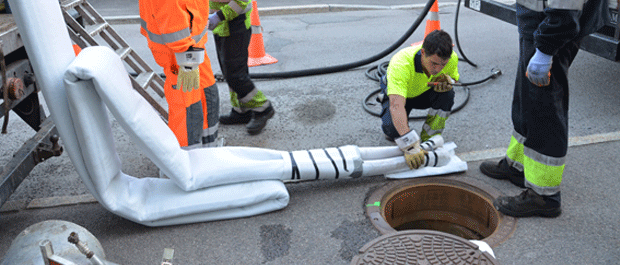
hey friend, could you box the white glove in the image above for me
[395,130,427,169]
[174,47,204,92]
[526,48,553,87]
[208,12,222,31]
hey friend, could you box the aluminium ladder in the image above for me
[59,0,168,121]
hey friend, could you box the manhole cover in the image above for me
[350,230,499,265]
[366,176,516,247]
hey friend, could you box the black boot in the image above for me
[480,158,525,188]
[494,189,561,218]
[247,105,274,135]
[220,109,252,125]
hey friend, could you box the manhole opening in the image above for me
[366,177,517,247]
[384,184,496,240]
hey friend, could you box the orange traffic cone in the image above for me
[412,0,441,46]
[248,1,278,67]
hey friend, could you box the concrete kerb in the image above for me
[104,3,459,25]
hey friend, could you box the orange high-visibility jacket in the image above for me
[139,0,215,88]
[139,0,216,147]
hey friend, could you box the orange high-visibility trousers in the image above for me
[162,57,218,148]
[140,0,218,148]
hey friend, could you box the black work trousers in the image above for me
[512,5,582,159]
[214,15,255,100]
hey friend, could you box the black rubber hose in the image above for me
[454,0,477,67]
[362,68,502,119]
[245,0,438,79]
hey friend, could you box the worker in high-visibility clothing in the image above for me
[208,0,275,135]
[480,0,609,217]
[139,0,220,148]
[380,30,459,170]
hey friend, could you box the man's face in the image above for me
[421,49,449,76]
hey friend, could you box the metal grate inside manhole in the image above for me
[350,230,500,265]
[365,176,516,247]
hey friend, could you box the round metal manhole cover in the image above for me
[365,176,516,247]
[350,230,499,265]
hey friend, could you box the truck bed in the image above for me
[465,0,620,62]
[0,13,23,56]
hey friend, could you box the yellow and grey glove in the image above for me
[430,73,455,93]
[175,47,204,92]
[395,130,428,169]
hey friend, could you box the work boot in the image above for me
[219,109,252,125]
[247,105,275,135]
[480,158,525,188]
[494,189,562,218]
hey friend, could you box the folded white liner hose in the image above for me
[10,0,466,226]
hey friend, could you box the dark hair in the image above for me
[422,30,453,60]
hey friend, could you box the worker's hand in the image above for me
[430,74,454,92]
[526,48,553,87]
[395,130,428,169]
[208,13,221,31]
[175,47,204,92]
[403,144,428,169]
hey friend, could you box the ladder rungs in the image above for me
[116,47,131,59]
[60,0,83,10]
[135,72,156,89]
[89,23,108,37]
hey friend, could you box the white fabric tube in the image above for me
[288,146,363,180]
[8,0,102,201]
[63,46,290,226]
[12,0,467,226]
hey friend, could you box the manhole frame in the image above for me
[365,176,517,247]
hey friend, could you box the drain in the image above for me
[365,176,516,247]
[350,230,500,265]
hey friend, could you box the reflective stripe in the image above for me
[506,131,526,171]
[422,123,442,137]
[251,25,261,34]
[239,88,258,104]
[429,10,439,21]
[524,146,566,167]
[202,123,219,137]
[141,18,208,45]
[228,1,246,14]
[517,0,586,11]
[192,24,209,44]
[506,129,565,194]
[427,108,449,118]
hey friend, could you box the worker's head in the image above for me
[421,30,453,76]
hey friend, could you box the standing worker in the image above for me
[208,0,275,135]
[479,0,609,217]
[139,0,220,148]
[380,29,459,169]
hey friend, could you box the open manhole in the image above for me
[365,176,516,247]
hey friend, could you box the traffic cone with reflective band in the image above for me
[412,0,441,47]
[248,1,278,67]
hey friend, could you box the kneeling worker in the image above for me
[380,29,459,169]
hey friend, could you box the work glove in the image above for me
[174,47,204,92]
[526,48,553,87]
[208,12,222,31]
[395,130,428,169]
[429,73,454,92]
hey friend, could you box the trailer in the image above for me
[0,9,64,211]
[464,0,620,62]
[0,0,166,211]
